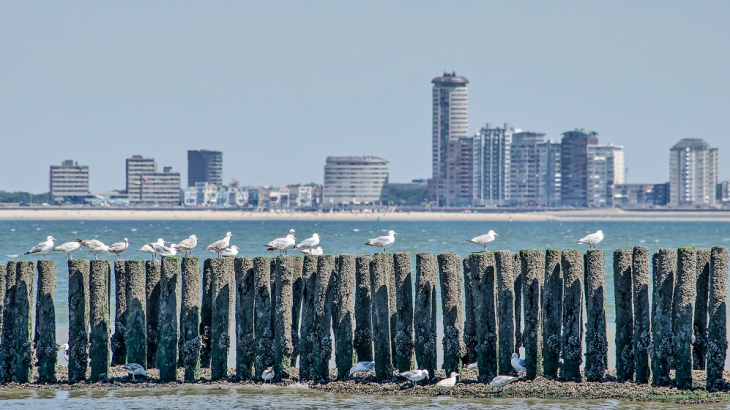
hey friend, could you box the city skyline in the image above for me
[1,2,728,193]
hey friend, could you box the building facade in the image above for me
[428,72,469,206]
[560,129,599,207]
[323,156,389,205]
[187,150,223,187]
[50,160,89,204]
[614,183,670,207]
[138,167,181,205]
[126,155,156,203]
[586,144,625,207]
[669,138,718,206]
[473,123,514,206]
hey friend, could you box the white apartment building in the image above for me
[669,138,718,206]
[323,156,389,205]
[50,160,89,203]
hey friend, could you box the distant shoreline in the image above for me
[3,208,730,222]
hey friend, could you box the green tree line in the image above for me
[0,191,50,203]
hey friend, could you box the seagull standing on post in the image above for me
[467,230,498,252]
[295,233,320,251]
[79,239,109,260]
[107,238,129,260]
[204,232,233,257]
[574,230,604,249]
[264,229,296,255]
[53,240,82,260]
[364,230,397,253]
[175,234,198,256]
[24,236,55,259]
[137,238,164,260]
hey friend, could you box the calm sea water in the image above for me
[1,219,729,408]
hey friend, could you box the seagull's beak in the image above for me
[494,233,498,236]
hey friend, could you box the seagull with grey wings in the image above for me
[175,234,198,256]
[298,246,323,256]
[136,238,164,260]
[349,361,375,377]
[264,229,296,255]
[295,233,320,250]
[490,375,519,391]
[511,353,526,374]
[79,239,109,260]
[401,369,429,386]
[24,236,55,259]
[107,238,129,259]
[122,363,147,381]
[574,230,604,249]
[53,240,81,260]
[364,230,397,253]
[467,230,498,252]
[220,245,239,257]
[204,232,233,257]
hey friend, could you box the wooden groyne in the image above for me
[0,246,728,391]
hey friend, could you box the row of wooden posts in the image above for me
[0,247,727,390]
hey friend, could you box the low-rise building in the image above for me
[50,159,89,204]
[323,156,389,205]
[138,167,181,205]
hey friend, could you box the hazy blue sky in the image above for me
[1,1,728,193]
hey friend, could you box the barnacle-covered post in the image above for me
[673,247,697,389]
[414,253,438,379]
[67,260,89,382]
[180,257,201,381]
[707,246,728,391]
[274,255,295,381]
[522,249,544,380]
[694,248,710,370]
[35,260,56,383]
[158,257,180,382]
[469,252,497,382]
[561,249,583,382]
[235,257,255,380]
[542,249,562,378]
[313,255,336,382]
[354,255,373,362]
[613,249,634,382]
[253,256,274,380]
[651,248,676,386]
[333,254,356,379]
[370,253,394,381]
[584,249,607,381]
[393,252,414,372]
[298,255,318,380]
[111,260,127,366]
[632,246,651,383]
[89,260,110,382]
[125,260,146,368]
[438,252,464,376]
[145,260,161,369]
[495,250,515,375]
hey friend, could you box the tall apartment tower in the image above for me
[427,72,469,206]
[323,156,389,205]
[560,129,599,207]
[126,155,156,202]
[587,144,625,207]
[187,150,223,187]
[49,159,89,204]
[473,123,514,206]
[669,138,718,206]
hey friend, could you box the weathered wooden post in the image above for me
[270,259,278,338]
[514,253,523,352]
[354,255,373,362]
[673,247,697,389]
[298,255,318,380]
[158,257,180,382]
[291,256,303,365]
[274,255,295,381]
[632,246,651,383]
[370,253,393,381]
[438,252,464,376]
[68,260,89,382]
[414,253,438,379]
[111,260,127,366]
[495,250,515,375]
[613,249,634,382]
[707,246,728,391]
[522,249,544,380]
[388,255,397,365]
[542,249,562,378]
[469,252,497,382]
[125,260,146,367]
[333,254,355,379]
[393,252,414,372]
[0,262,17,382]
[11,261,35,383]
[35,260,56,383]
[180,257,201,381]
[253,256,274,380]
[89,260,110,382]
[463,256,477,366]
[145,260,161,369]
[312,255,335,382]
[235,257,255,380]
[651,248,676,386]
[210,257,234,380]
[561,249,583,382]
[199,259,213,369]
[694,248,710,370]
[0,264,5,342]
[584,249,607,381]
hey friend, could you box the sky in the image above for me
[1,1,729,193]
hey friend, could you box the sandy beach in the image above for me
[2,208,730,222]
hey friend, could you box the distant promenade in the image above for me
[3,208,730,222]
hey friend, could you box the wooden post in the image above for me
[312,255,335,382]
[67,260,89,383]
[180,257,201,381]
[111,260,127,366]
[438,252,464,376]
[210,258,234,380]
[694,248,710,370]
[707,246,728,391]
[632,246,651,383]
[522,249,544,380]
[469,252,497,382]
[651,248,676,386]
[613,249,634,382]
[334,254,356,379]
[235,257,255,380]
[125,260,146,367]
[513,253,523,353]
[0,262,17,382]
[0,263,5,343]
[199,259,213,369]
[89,260,110,382]
[298,255,318,380]
[370,253,393,381]
[291,256,303,366]
[463,256,477,366]
[274,255,295,381]
[584,249,607,382]
[561,249,583,382]
[354,255,373,362]
[414,253,438,379]
[12,261,35,383]
[253,256,274,380]
[35,260,56,383]
[542,249,562,378]
[673,247,696,389]
[393,252,414,372]
[158,257,180,382]
[494,250,515,375]
[145,260,161,369]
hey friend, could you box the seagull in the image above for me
[467,362,478,369]
[122,363,147,381]
[204,232,233,257]
[24,236,55,259]
[490,375,519,390]
[511,353,526,374]
[467,230,498,252]
[52,241,82,260]
[155,243,178,258]
[575,230,605,249]
[364,230,397,253]
[264,229,296,255]
[435,372,459,392]
[107,238,129,260]
[349,361,375,376]
[79,239,109,260]
[136,238,164,260]
[297,246,323,256]
[220,245,239,257]
[60,342,70,363]
[401,369,429,386]
[295,233,320,250]
[175,234,198,256]
[262,367,275,383]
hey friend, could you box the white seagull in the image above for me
[60,342,70,363]
[204,232,233,257]
[25,236,55,259]
[511,353,526,374]
[122,363,147,381]
[107,238,129,260]
[79,239,109,260]
[467,230,498,252]
[53,240,82,260]
[364,230,397,253]
[435,372,459,391]
[155,243,178,258]
[295,233,320,250]
[297,246,324,256]
[490,375,519,390]
[401,369,429,386]
[467,362,478,369]
[349,361,375,376]
[136,238,164,260]
[175,234,198,256]
[262,367,275,383]
[220,245,240,257]
[574,230,605,249]
[264,229,296,255]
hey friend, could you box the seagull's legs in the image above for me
[484,245,487,252]
[94,254,98,260]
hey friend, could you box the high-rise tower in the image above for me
[187,150,223,187]
[669,138,718,206]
